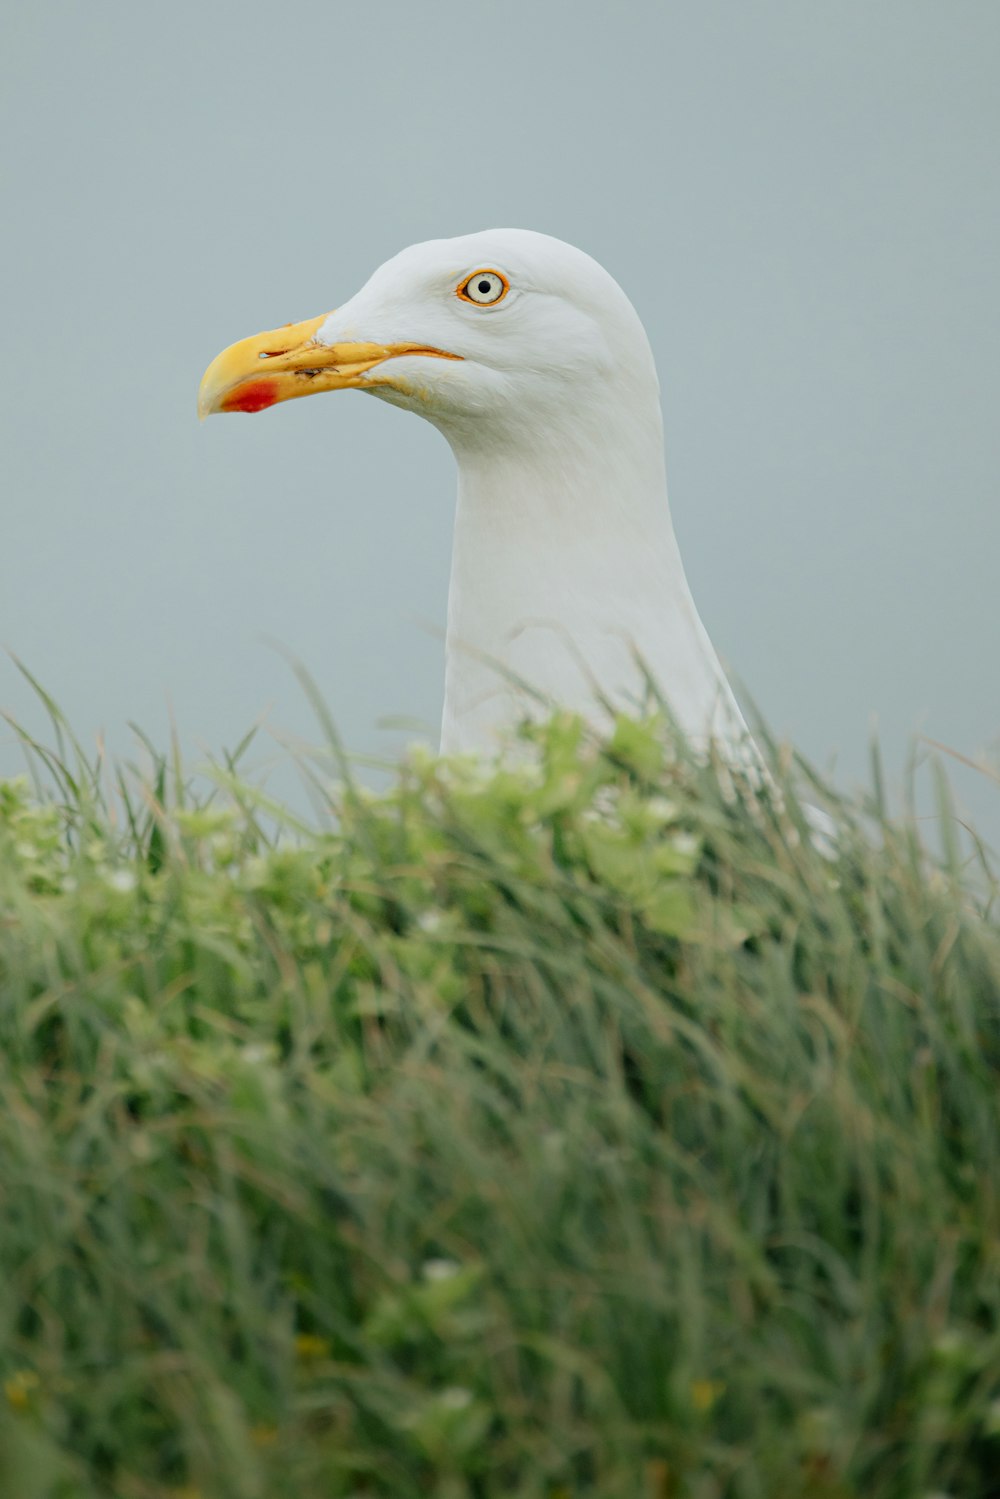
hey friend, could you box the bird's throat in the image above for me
[440,430,745,755]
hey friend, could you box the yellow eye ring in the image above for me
[457,269,509,307]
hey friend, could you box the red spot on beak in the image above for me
[222,379,279,414]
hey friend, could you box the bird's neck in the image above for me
[440,402,744,755]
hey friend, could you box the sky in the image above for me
[2,1,998,835]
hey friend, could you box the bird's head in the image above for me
[198,229,658,450]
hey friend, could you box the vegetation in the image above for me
[0,691,998,1499]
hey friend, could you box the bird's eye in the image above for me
[457,269,509,307]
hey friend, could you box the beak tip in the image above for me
[198,367,221,421]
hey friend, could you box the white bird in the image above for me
[199,229,752,760]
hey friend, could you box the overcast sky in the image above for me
[2,1,998,834]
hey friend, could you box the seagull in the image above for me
[199,229,752,760]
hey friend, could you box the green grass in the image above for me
[1,696,999,1499]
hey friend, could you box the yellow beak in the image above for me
[198,314,462,418]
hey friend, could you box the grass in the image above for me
[0,692,999,1499]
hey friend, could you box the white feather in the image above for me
[315,229,751,758]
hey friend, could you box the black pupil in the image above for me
[477,279,492,295]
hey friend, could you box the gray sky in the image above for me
[2,1,998,833]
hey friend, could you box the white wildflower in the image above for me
[422,1257,460,1282]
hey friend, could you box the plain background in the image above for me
[2,1,998,835]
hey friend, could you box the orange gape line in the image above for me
[222,380,280,413]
